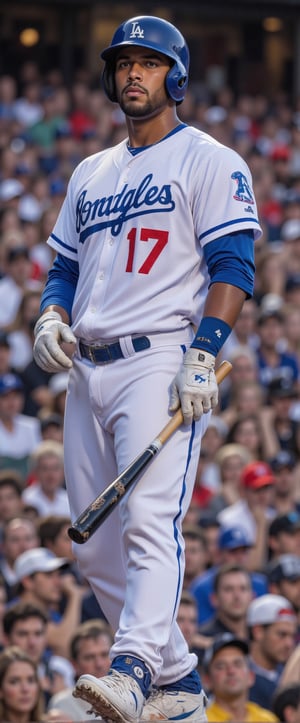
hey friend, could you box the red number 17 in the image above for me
[125,227,169,274]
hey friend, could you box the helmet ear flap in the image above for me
[102,64,117,103]
[166,60,188,104]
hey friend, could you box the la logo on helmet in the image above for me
[129,22,144,39]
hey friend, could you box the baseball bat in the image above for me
[68,360,232,544]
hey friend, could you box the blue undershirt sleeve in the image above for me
[40,253,79,320]
[203,230,255,298]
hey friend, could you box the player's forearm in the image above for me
[202,282,247,327]
[191,282,246,354]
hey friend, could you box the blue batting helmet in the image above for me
[101,15,190,104]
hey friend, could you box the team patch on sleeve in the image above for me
[231,171,255,204]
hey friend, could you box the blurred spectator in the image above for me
[220,298,259,360]
[198,517,222,568]
[3,601,51,701]
[205,443,252,518]
[225,413,265,460]
[281,303,300,369]
[199,416,229,493]
[191,527,267,625]
[27,86,67,164]
[0,515,40,601]
[177,590,205,654]
[45,372,69,418]
[0,245,41,327]
[0,75,17,125]
[268,451,300,517]
[0,574,6,651]
[37,514,73,563]
[22,440,70,517]
[203,633,278,722]
[247,593,297,709]
[272,684,300,723]
[13,81,43,128]
[68,81,96,140]
[254,247,287,302]
[37,513,85,588]
[256,307,299,389]
[0,470,24,529]
[220,345,259,411]
[13,546,84,658]
[47,655,76,698]
[0,371,42,478]
[39,413,64,443]
[267,555,300,636]
[260,377,300,460]
[182,525,208,589]
[281,218,300,276]
[285,273,300,306]
[0,331,15,376]
[47,619,113,721]
[279,644,300,688]
[19,356,53,418]
[199,563,252,642]
[268,513,300,559]
[218,461,275,569]
[188,450,215,513]
[0,645,45,722]
[220,380,265,429]
[4,288,41,371]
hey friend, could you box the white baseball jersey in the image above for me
[47,125,261,341]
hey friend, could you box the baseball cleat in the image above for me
[141,688,207,721]
[73,670,145,723]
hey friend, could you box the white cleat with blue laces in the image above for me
[73,670,145,723]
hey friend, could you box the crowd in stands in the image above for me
[2,57,300,720]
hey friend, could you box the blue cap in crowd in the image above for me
[0,373,24,396]
[219,526,253,550]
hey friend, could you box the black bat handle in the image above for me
[68,443,159,544]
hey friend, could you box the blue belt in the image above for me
[79,336,150,364]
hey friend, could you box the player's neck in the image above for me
[126,108,180,148]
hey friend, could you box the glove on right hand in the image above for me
[169,348,218,425]
[33,311,76,373]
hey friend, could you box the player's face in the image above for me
[114,46,171,119]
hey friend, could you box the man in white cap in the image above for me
[247,593,297,710]
[14,546,85,659]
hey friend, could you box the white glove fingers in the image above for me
[47,343,73,369]
[35,338,72,372]
[192,398,204,420]
[169,383,181,412]
[60,326,77,345]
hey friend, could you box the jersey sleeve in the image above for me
[46,171,79,261]
[193,145,262,246]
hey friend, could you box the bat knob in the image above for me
[68,525,89,544]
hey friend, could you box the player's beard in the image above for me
[119,86,168,119]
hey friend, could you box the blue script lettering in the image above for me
[75,174,175,241]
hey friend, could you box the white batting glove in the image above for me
[33,311,76,373]
[169,348,218,425]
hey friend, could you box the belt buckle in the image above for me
[90,343,113,363]
[88,346,97,363]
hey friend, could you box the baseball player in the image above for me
[33,14,261,723]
